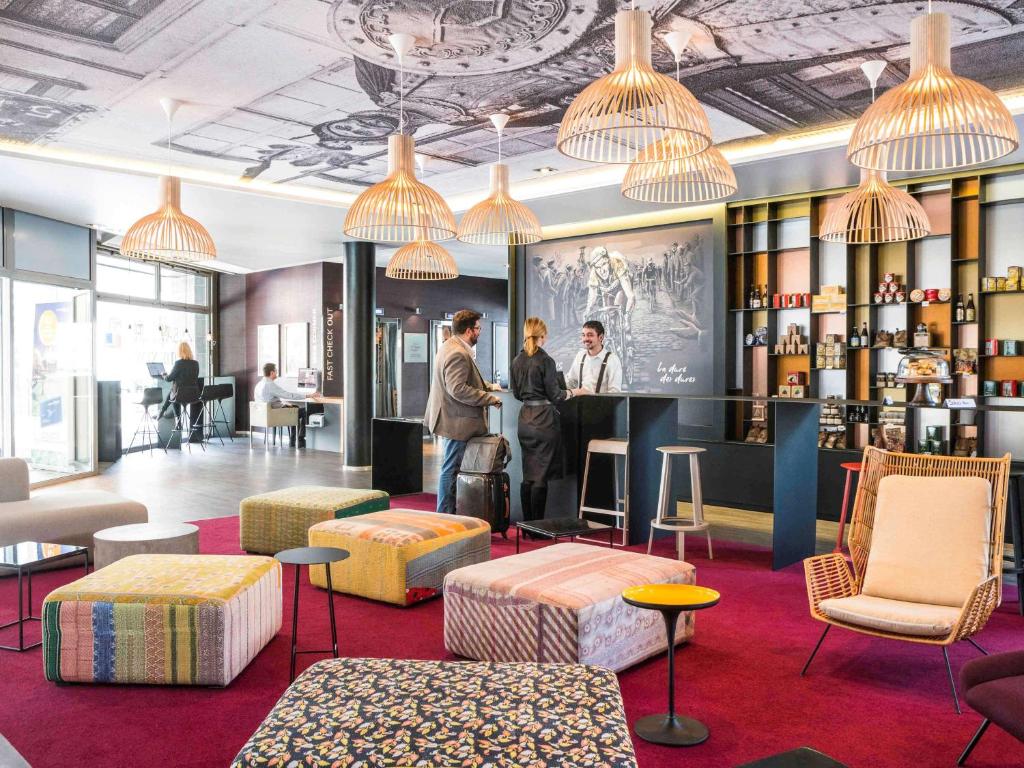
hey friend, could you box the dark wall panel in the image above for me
[217,273,247,426]
[375,267,508,418]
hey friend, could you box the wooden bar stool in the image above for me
[833,461,862,554]
[649,446,711,561]
[578,438,628,546]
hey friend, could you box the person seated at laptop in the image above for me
[158,341,200,420]
[254,362,322,447]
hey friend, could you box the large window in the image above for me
[160,265,208,306]
[96,253,156,299]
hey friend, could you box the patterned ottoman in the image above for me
[239,486,389,554]
[307,509,490,606]
[444,542,696,672]
[231,658,637,767]
[42,554,281,686]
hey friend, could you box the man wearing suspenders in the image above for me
[564,320,624,394]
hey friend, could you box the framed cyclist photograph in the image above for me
[522,219,715,397]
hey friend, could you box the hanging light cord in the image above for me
[497,122,502,163]
[398,53,405,134]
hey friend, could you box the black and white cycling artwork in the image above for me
[524,220,714,395]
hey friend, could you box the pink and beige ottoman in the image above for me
[444,542,696,672]
[42,554,281,686]
[239,486,389,554]
[308,509,491,606]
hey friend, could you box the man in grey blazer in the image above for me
[425,309,502,514]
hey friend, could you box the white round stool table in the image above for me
[93,522,200,570]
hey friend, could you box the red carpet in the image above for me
[1,492,1022,768]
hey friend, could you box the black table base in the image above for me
[1,548,88,652]
[633,713,709,746]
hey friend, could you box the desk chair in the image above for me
[166,386,205,453]
[125,387,163,455]
[249,402,299,449]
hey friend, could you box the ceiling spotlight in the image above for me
[534,167,557,175]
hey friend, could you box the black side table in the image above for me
[736,747,849,767]
[275,546,350,681]
[1,542,88,652]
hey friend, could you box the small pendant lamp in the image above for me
[121,98,216,262]
[343,34,456,243]
[457,114,543,245]
[385,237,459,280]
[821,62,931,243]
[556,6,711,164]
[621,30,736,203]
[847,6,1018,172]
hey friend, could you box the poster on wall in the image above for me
[524,220,714,399]
[32,301,73,469]
[404,333,428,363]
[282,322,308,377]
[257,324,279,372]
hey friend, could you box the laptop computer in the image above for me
[146,362,167,378]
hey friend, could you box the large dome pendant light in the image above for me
[457,114,543,245]
[556,3,712,164]
[343,34,456,243]
[847,3,1018,172]
[821,62,931,244]
[622,30,736,203]
[385,237,459,280]
[120,98,216,263]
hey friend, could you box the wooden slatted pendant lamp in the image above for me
[622,30,736,203]
[120,98,216,262]
[556,4,712,164]
[343,34,456,243]
[821,62,931,243]
[385,238,459,280]
[847,4,1018,172]
[457,114,542,245]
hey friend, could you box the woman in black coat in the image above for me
[510,317,587,522]
[158,341,200,419]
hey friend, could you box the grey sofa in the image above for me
[0,458,148,555]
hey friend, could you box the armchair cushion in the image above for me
[0,458,30,503]
[819,594,961,637]
[861,475,991,608]
[249,402,298,429]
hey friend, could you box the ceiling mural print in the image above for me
[0,0,1022,193]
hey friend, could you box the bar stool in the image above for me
[125,387,164,455]
[833,462,862,554]
[166,386,205,453]
[578,438,628,546]
[649,446,711,561]
[211,383,235,443]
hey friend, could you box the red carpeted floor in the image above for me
[1,492,1022,768]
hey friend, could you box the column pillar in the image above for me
[343,241,375,468]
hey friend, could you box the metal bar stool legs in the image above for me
[648,447,711,561]
[578,438,629,546]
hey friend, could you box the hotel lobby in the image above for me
[3,2,1024,766]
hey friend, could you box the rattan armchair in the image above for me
[802,446,1011,713]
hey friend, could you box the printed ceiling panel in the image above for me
[0,0,1021,192]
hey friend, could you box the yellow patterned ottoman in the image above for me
[444,543,696,672]
[239,486,389,554]
[308,509,491,606]
[42,554,281,686]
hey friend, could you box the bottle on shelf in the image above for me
[860,322,869,348]
[965,293,976,322]
[749,283,758,309]
[762,285,769,307]
[955,294,965,323]
[850,325,860,348]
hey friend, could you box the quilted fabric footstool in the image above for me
[444,542,696,672]
[307,509,490,606]
[239,486,389,554]
[231,658,637,767]
[42,554,281,686]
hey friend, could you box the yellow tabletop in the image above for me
[621,583,720,611]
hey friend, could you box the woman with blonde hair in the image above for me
[510,317,588,523]
[158,339,201,420]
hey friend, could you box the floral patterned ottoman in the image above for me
[231,657,637,767]
[42,554,281,686]
[444,542,696,672]
[308,509,491,605]
[239,485,389,554]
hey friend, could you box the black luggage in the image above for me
[455,471,511,537]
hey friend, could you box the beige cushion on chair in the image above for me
[861,475,991,608]
[819,595,962,637]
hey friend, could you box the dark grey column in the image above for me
[343,241,375,468]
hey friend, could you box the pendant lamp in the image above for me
[556,7,711,164]
[457,114,542,245]
[385,238,459,280]
[847,8,1018,172]
[621,31,736,203]
[822,62,931,243]
[343,34,456,243]
[121,99,216,263]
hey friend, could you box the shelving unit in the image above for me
[726,169,1024,458]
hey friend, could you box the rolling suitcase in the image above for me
[455,471,510,537]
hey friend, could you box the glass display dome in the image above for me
[896,349,952,404]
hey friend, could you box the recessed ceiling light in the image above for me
[534,166,557,175]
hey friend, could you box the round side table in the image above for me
[621,583,720,746]
[92,522,199,570]
[275,546,350,682]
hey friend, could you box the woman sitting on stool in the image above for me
[158,341,200,420]
[510,317,588,525]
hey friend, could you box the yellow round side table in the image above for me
[621,583,720,746]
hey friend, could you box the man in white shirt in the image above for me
[254,362,321,447]
[564,320,623,394]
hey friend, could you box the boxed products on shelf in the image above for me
[774,323,808,354]
[811,284,846,313]
[983,266,1022,292]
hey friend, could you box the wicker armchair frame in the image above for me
[802,446,1011,712]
